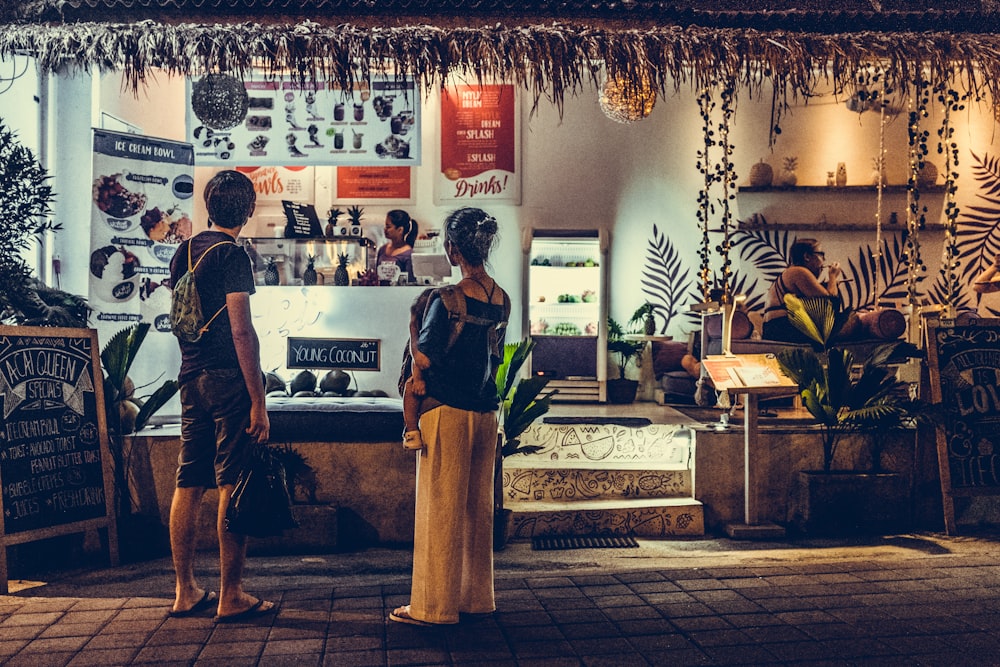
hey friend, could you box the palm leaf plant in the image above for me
[101,322,178,517]
[775,294,926,473]
[493,338,557,544]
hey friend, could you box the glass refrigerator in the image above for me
[523,229,608,402]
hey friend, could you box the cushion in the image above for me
[266,396,404,442]
[704,310,754,340]
[651,340,689,376]
[857,309,905,340]
[659,370,697,404]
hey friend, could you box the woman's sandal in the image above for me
[389,604,432,627]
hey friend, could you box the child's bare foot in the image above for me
[402,430,424,450]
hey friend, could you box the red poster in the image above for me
[438,84,520,203]
[337,166,411,200]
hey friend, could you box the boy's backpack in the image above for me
[169,239,236,343]
[397,284,511,396]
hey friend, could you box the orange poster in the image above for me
[336,166,411,200]
[438,84,520,203]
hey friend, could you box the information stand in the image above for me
[0,327,119,593]
[702,354,798,539]
[926,319,1000,535]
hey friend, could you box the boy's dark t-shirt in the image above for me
[169,230,256,384]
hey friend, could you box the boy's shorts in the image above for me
[176,367,252,488]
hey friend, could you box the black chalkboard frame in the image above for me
[286,337,381,371]
[926,318,1000,535]
[0,326,119,593]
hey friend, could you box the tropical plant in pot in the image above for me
[492,338,556,548]
[607,316,644,404]
[774,294,928,533]
[101,323,178,559]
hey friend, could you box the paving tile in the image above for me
[3,650,75,667]
[547,608,610,624]
[624,581,682,594]
[684,628,754,647]
[385,646,452,664]
[65,647,139,666]
[796,622,865,640]
[0,611,63,627]
[38,622,106,638]
[131,643,201,663]
[568,636,634,655]
[601,605,662,622]
[591,594,649,608]
[322,649,384,666]
[20,635,90,653]
[517,658,580,667]
[614,617,678,636]
[703,599,766,614]
[639,591,696,605]
[82,631,150,650]
[701,643,782,665]
[450,648,517,663]
[207,625,269,642]
[740,623,811,644]
[721,612,787,628]
[261,638,325,655]
[614,571,667,584]
[637,647,713,665]
[325,634,383,652]
[581,654,651,666]
[198,640,265,659]
[510,638,576,659]
[503,623,565,642]
[675,578,728,591]
[571,574,621,586]
[495,610,552,627]
[0,639,29,657]
[557,620,622,639]
[0,624,47,640]
[654,602,715,618]
[670,615,734,632]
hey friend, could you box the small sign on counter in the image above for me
[287,337,381,371]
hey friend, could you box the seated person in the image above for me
[973,254,1000,294]
[763,238,843,344]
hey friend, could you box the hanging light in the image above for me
[599,73,656,124]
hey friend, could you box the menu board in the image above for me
[0,327,115,535]
[927,319,1000,534]
[438,83,520,203]
[187,74,421,167]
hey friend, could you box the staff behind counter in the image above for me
[377,210,419,282]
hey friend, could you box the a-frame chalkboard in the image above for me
[0,327,119,593]
[926,318,1000,535]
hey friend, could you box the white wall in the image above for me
[21,66,1000,398]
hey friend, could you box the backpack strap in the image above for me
[434,284,511,355]
[190,239,238,335]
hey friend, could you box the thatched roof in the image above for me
[3,0,1000,116]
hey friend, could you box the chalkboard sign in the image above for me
[281,200,323,238]
[287,337,381,371]
[0,327,118,593]
[926,318,1000,534]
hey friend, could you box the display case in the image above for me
[523,229,608,402]
[243,237,373,286]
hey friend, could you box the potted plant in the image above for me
[101,323,178,560]
[775,294,928,534]
[607,316,644,404]
[629,302,661,336]
[493,337,556,549]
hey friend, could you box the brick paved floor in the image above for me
[4,535,1000,665]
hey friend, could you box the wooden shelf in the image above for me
[738,185,946,194]
[737,221,945,231]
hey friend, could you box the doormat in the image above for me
[542,417,652,428]
[532,535,640,550]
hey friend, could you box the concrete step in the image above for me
[506,497,704,539]
[502,467,692,503]
[514,421,693,469]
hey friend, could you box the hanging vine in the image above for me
[695,83,718,301]
[904,68,931,308]
[714,78,738,299]
[936,71,966,314]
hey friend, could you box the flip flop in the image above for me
[168,590,217,618]
[389,604,433,627]
[213,598,277,623]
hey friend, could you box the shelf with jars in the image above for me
[243,236,374,286]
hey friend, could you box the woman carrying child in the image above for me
[390,207,509,626]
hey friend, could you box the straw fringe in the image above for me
[4,20,1000,113]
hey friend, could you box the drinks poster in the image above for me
[437,84,520,204]
[90,130,195,343]
[186,74,421,167]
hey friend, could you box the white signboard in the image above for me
[187,74,421,167]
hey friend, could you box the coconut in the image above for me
[290,370,317,394]
[118,400,140,434]
[292,390,317,398]
[319,369,351,393]
[265,371,286,394]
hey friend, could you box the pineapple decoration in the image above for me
[264,257,280,286]
[779,156,798,187]
[347,204,364,228]
[326,208,343,238]
[302,255,317,286]
[334,253,350,286]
